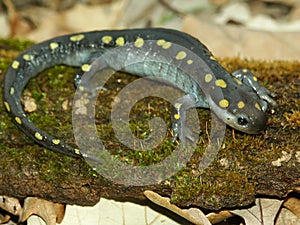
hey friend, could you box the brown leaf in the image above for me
[144,190,212,225]
[182,15,300,61]
[2,0,33,37]
[206,211,233,224]
[283,197,300,217]
[231,198,283,225]
[0,214,11,224]
[0,195,22,215]
[20,197,65,225]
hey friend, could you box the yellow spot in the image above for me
[52,139,60,145]
[10,87,15,95]
[81,153,88,158]
[15,117,22,124]
[219,99,229,108]
[234,77,242,85]
[74,148,81,155]
[12,60,20,69]
[156,39,165,46]
[70,34,85,42]
[176,51,187,60]
[237,101,245,109]
[134,37,144,48]
[23,54,34,61]
[205,73,213,83]
[242,69,248,73]
[50,42,59,50]
[79,85,84,91]
[81,64,91,72]
[162,42,172,49]
[116,37,125,46]
[215,79,227,88]
[187,59,193,64]
[210,55,216,61]
[255,103,262,111]
[253,76,258,82]
[102,35,113,44]
[174,102,182,110]
[35,132,43,141]
[174,114,180,120]
[4,102,10,112]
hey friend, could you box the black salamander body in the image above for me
[3,28,276,157]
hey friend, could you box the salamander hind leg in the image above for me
[171,94,199,146]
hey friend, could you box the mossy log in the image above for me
[0,39,299,210]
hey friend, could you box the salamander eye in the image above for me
[237,116,248,126]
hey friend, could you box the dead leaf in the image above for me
[182,15,300,61]
[0,214,11,224]
[283,197,300,217]
[231,198,284,225]
[144,190,212,225]
[0,195,22,215]
[20,197,65,225]
[2,0,33,37]
[206,210,234,224]
[276,207,300,225]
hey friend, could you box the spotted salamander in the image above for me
[3,28,277,158]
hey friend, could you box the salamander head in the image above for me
[208,95,268,134]
[224,101,267,134]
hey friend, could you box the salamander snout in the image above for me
[234,111,267,134]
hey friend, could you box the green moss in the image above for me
[0,38,34,51]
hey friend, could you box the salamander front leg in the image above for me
[171,93,198,145]
[232,68,277,112]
